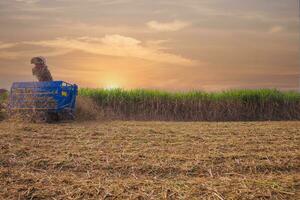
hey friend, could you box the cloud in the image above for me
[20,35,195,65]
[94,0,135,5]
[15,0,40,4]
[0,40,73,59]
[0,41,19,58]
[0,51,20,59]
[269,26,284,33]
[0,36,195,65]
[0,41,17,49]
[147,20,190,32]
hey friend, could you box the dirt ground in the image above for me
[0,121,299,200]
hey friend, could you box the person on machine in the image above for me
[31,56,53,82]
[30,56,59,122]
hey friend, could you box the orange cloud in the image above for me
[15,0,39,3]
[24,35,196,65]
[269,26,284,33]
[0,41,17,50]
[147,20,190,32]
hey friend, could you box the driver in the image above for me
[31,56,53,82]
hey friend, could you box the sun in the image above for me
[104,84,120,90]
[100,73,125,90]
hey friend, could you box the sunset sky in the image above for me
[0,0,299,91]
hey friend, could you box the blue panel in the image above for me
[9,81,78,113]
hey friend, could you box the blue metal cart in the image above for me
[9,81,78,121]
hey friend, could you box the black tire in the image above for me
[59,110,75,121]
[46,112,60,123]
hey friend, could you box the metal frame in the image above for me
[9,81,78,113]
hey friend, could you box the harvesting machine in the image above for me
[9,81,78,122]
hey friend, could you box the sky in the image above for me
[0,0,299,91]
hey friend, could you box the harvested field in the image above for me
[0,121,299,199]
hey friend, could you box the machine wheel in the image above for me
[59,110,75,121]
[46,112,60,123]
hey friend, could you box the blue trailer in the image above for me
[9,81,78,121]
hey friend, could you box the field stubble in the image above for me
[0,121,299,199]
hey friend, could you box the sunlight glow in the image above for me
[104,84,120,90]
